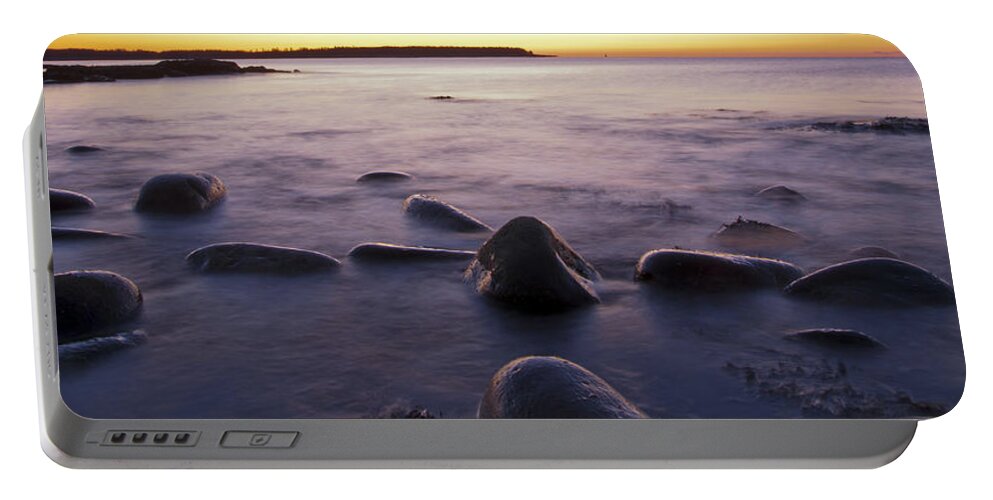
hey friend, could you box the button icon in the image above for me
[249,433,272,446]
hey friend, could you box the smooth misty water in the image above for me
[44,58,964,419]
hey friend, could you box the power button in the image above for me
[220,431,298,448]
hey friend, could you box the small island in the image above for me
[43,59,288,84]
[44,46,548,61]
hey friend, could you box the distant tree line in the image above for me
[44,46,549,61]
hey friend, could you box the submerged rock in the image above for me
[52,227,131,240]
[54,270,143,344]
[59,330,147,361]
[661,199,693,219]
[348,242,476,261]
[49,188,95,212]
[402,194,492,232]
[186,242,340,274]
[713,216,806,251]
[374,402,438,419]
[65,145,103,154]
[635,249,803,291]
[848,246,900,260]
[479,356,646,419]
[134,172,227,214]
[784,258,955,307]
[724,356,947,417]
[356,170,414,183]
[464,216,600,310]
[808,117,929,134]
[755,185,806,202]
[785,328,886,349]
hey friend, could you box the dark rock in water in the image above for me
[479,356,646,419]
[52,227,131,240]
[848,246,900,260]
[54,270,142,344]
[784,258,955,307]
[807,117,929,134]
[374,402,438,419]
[465,216,600,310]
[395,407,435,419]
[713,216,806,251]
[402,194,492,232]
[186,242,340,274]
[356,170,414,183]
[755,185,806,202]
[44,59,287,84]
[348,242,476,261]
[429,95,454,100]
[785,328,886,349]
[49,188,95,212]
[65,145,103,154]
[59,330,147,361]
[635,249,803,291]
[661,199,693,219]
[724,356,947,417]
[134,172,227,214]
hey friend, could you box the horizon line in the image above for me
[47,34,906,59]
[44,46,907,59]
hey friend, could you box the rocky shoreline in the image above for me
[50,113,952,419]
[43,59,290,84]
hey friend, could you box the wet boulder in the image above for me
[65,145,103,154]
[784,258,955,307]
[785,328,886,349]
[402,194,492,232]
[52,227,131,240]
[755,185,806,202]
[848,246,900,260]
[135,172,227,214]
[464,216,600,310]
[713,216,806,251]
[49,188,95,212]
[348,242,476,261]
[808,117,929,134]
[186,242,340,274]
[54,270,143,344]
[356,170,414,183]
[635,249,803,291]
[478,356,646,419]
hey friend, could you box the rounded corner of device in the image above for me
[39,424,84,469]
[860,419,918,469]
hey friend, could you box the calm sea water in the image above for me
[44,58,964,419]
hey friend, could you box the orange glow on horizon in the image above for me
[48,34,904,58]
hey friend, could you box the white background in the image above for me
[0,1,988,496]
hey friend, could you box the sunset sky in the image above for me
[49,34,903,58]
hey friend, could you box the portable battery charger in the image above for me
[25,34,964,468]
